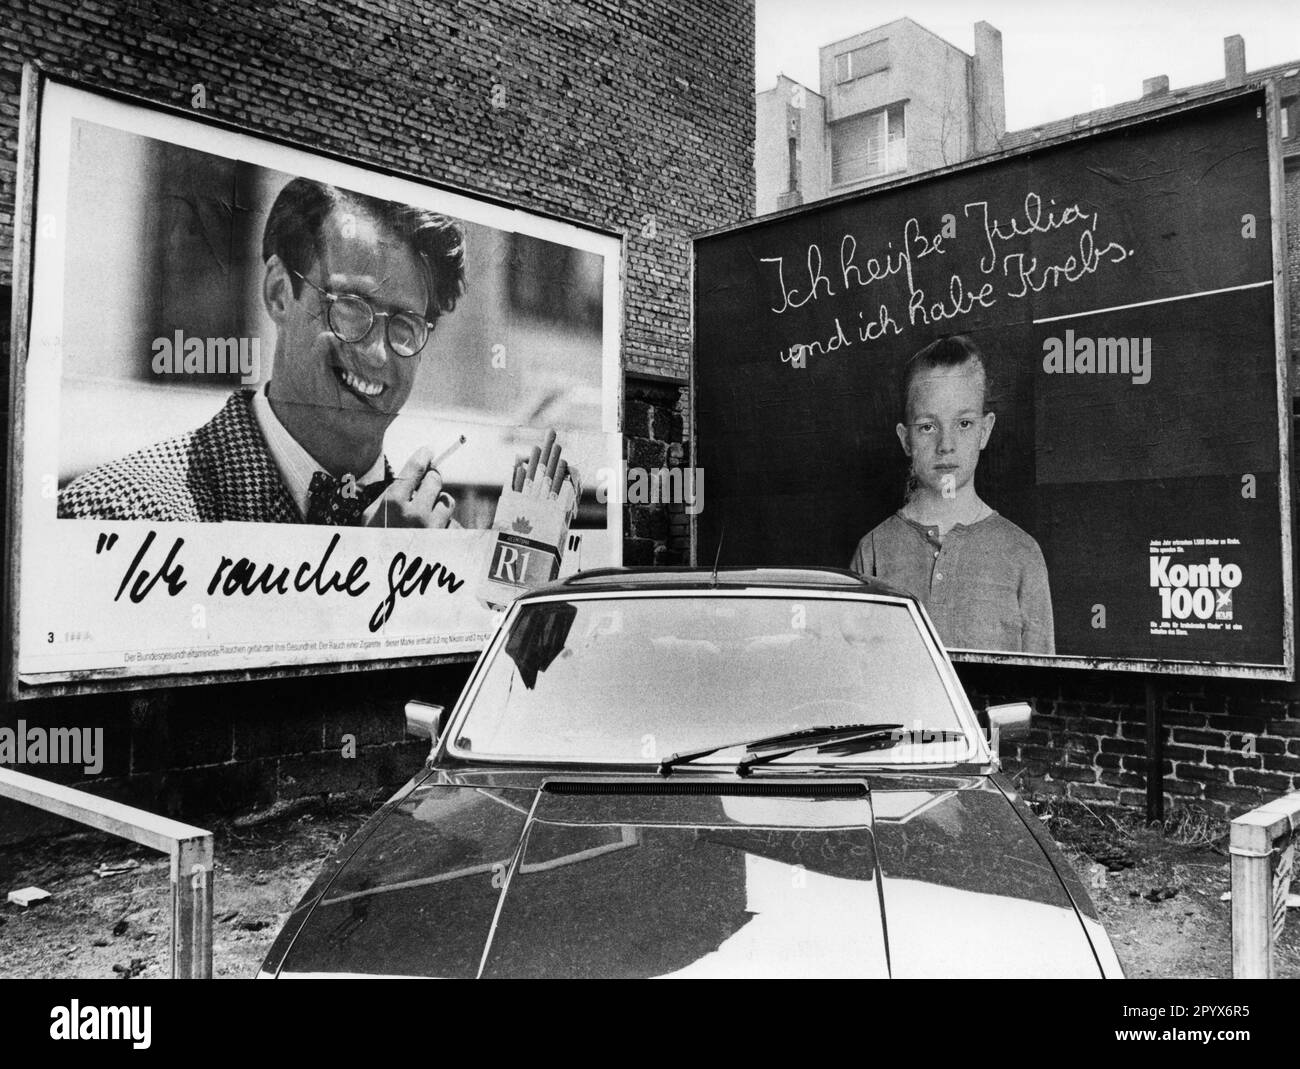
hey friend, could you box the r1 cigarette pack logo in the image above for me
[1148,538,1243,636]
[488,531,561,589]
[478,430,578,610]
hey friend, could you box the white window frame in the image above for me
[834,41,889,84]
[831,103,906,186]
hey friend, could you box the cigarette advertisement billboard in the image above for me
[693,89,1292,678]
[6,71,623,695]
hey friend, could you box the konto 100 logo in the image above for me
[1150,555,1241,621]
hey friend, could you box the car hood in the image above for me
[270,773,1109,978]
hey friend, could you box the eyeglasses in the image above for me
[292,270,436,358]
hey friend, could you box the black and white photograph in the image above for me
[697,81,1288,674]
[15,80,622,684]
[0,0,1299,1017]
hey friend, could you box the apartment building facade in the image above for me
[756,17,1005,214]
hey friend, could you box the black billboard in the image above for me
[694,89,1291,678]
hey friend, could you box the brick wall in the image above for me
[0,0,754,377]
[0,0,753,837]
[0,665,468,845]
[959,663,1300,820]
[1287,160,1299,376]
[623,376,690,564]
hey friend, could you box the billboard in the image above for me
[693,89,1291,678]
[6,71,623,695]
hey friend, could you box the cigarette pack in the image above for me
[477,486,574,611]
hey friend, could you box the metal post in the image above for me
[1230,795,1300,978]
[0,767,214,981]
[1145,678,1163,824]
[172,834,214,979]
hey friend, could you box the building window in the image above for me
[831,102,906,185]
[1282,96,1297,140]
[834,41,889,84]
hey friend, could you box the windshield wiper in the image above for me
[736,727,969,777]
[657,723,902,777]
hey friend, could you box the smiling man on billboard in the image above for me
[58,177,468,528]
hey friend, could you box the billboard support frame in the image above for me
[1145,677,1164,823]
[1265,81,1295,685]
[4,64,41,705]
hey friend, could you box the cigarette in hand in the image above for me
[430,434,467,471]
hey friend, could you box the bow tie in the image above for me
[306,471,390,526]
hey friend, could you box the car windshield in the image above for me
[449,594,977,766]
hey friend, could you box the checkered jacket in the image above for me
[58,389,302,523]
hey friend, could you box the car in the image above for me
[259,566,1125,978]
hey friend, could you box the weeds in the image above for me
[1157,806,1225,848]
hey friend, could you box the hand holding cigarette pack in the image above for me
[478,429,580,610]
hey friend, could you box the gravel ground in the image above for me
[1035,797,1300,979]
[0,797,373,979]
[0,792,1295,979]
